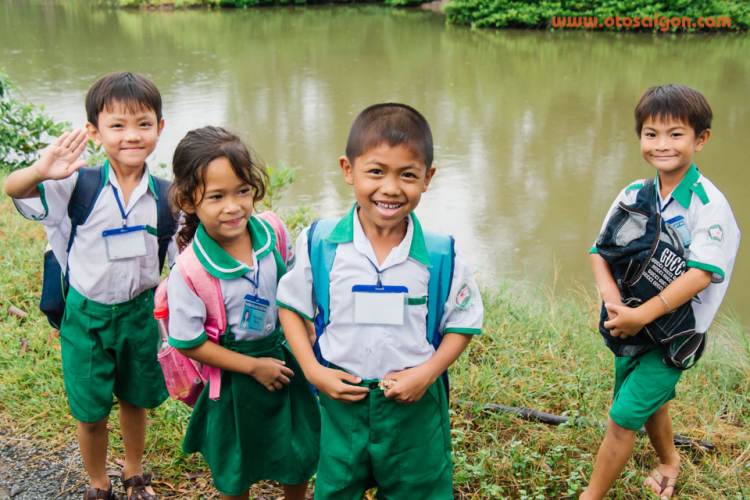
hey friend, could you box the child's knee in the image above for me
[607,417,638,440]
[78,417,108,433]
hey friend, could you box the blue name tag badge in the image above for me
[102,225,149,260]
[352,284,408,325]
[239,294,270,335]
[666,215,692,247]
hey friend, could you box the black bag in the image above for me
[40,166,176,328]
[595,179,706,370]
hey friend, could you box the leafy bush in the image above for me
[444,0,749,31]
[0,71,69,172]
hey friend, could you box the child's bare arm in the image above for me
[177,341,293,392]
[383,332,472,404]
[4,128,88,199]
[603,267,712,338]
[279,307,370,402]
[591,253,624,305]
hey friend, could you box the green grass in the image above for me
[1,186,748,499]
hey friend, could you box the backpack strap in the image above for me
[153,175,177,273]
[176,245,226,400]
[66,166,106,255]
[423,231,455,348]
[307,218,340,367]
[423,230,455,396]
[255,212,289,283]
[256,211,290,265]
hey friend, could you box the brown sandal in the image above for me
[123,473,157,500]
[648,468,678,498]
[82,482,113,500]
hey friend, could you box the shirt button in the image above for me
[121,272,126,278]
[365,348,371,353]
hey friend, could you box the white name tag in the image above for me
[352,285,407,325]
[102,225,149,260]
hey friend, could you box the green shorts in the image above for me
[610,348,683,431]
[315,377,453,500]
[59,287,168,423]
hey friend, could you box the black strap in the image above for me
[153,175,177,272]
[66,166,106,254]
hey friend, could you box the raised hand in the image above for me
[249,357,294,392]
[34,128,88,180]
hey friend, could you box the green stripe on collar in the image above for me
[192,223,252,279]
[325,203,431,266]
[326,203,357,243]
[102,159,157,198]
[408,212,430,267]
[249,214,274,260]
[659,164,706,209]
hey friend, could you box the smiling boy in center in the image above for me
[278,103,484,499]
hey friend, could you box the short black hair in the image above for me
[634,84,712,137]
[85,72,162,127]
[345,103,433,167]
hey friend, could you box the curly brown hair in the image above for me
[171,126,268,251]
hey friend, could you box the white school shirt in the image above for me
[592,164,741,333]
[13,162,177,304]
[167,216,292,347]
[276,205,483,381]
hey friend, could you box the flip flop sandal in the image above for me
[123,473,157,500]
[649,468,678,498]
[82,481,113,500]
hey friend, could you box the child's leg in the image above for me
[119,398,157,497]
[643,402,680,497]
[282,481,309,500]
[579,418,637,500]
[77,417,110,490]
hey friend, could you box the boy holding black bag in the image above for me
[581,84,740,499]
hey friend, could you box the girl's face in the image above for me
[183,156,254,247]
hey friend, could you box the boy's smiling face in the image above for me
[86,101,164,173]
[640,116,710,180]
[340,143,435,237]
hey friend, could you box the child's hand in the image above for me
[310,366,370,403]
[382,364,434,404]
[34,128,88,181]
[249,357,294,392]
[603,302,646,338]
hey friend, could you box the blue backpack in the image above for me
[40,166,177,328]
[306,217,455,394]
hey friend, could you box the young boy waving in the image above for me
[4,72,175,500]
[278,103,483,499]
[581,85,740,499]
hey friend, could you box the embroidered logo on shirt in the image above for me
[454,281,478,311]
[708,223,725,243]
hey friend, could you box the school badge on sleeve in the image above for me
[454,280,479,311]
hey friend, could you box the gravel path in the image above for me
[0,427,91,500]
[0,431,191,500]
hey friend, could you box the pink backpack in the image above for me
[154,211,291,406]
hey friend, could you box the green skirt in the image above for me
[183,330,321,495]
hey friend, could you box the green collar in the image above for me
[656,163,708,208]
[326,203,431,267]
[192,215,275,279]
[103,159,158,198]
